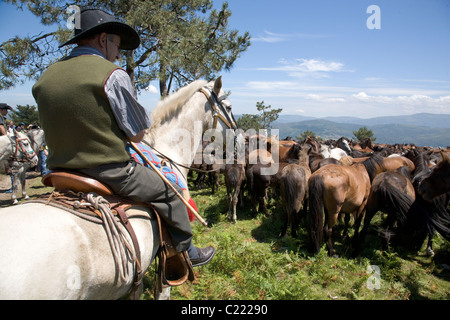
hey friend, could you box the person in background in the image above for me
[0,103,13,136]
[38,144,48,176]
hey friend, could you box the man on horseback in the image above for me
[32,8,215,267]
[0,103,13,136]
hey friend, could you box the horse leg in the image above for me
[425,230,435,256]
[231,186,240,223]
[226,186,233,222]
[342,213,351,239]
[351,212,364,257]
[324,210,339,257]
[382,214,397,250]
[258,190,269,216]
[11,172,19,205]
[20,169,29,201]
[355,194,379,255]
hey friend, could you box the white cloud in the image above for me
[257,58,347,79]
[252,30,328,43]
[297,59,344,73]
[145,84,158,94]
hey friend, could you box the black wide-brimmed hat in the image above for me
[0,103,13,110]
[59,8,140,50]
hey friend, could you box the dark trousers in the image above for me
[79,160,193,252]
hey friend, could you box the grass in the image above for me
[9,172,450,300]
[140,174,450,300]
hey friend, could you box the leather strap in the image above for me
[112,204,143,299]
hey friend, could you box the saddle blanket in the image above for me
[126,142,196,222]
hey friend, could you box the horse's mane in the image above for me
[362,154,385,181]
[150,80,208,127]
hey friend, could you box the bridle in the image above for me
[199,86,238,131]
[7,133,37,163]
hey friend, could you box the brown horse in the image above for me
[418,151,450,201]
[308,156,382,256]
[278,145,311,237]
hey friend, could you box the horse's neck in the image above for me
[413,153,430,177]
[147,96,209,181]
[298,150,309,167]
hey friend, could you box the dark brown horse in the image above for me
[399,150,450,251]
[278,145,311,237]
[224,161,246,223]
[308,156,382,256]
[418,151,450,201]
[354,166,415,255]
[308,151,341,173]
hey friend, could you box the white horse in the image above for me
[26,128,46,156]
[0,131,39,204]
[319,144,349,160]
[0,77,235,299]
[319,137,352,161]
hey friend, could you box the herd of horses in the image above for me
[0,77,448,299]
[192,134,450,257]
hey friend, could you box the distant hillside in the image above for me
[322,113,450,129]
[268,113,450,147]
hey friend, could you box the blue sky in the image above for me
[1,0,450,118]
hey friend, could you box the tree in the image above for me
[255,101,282,130]
[296,130,318,141]
[236,101,282,132]
[9,104,39,126]
[1,0,251,96]
[353,126,376,142]
[236,114,261,132]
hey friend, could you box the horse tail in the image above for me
[376,180,414,226]
[428,194,450,241]
[308,174,325,254]
[226,166,239,190]
[395,193,450,251]
[246,166,254,194]
[280,168,304,235]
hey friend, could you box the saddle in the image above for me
[41,171,195,297]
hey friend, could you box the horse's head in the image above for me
[201,77,244,161]
[10,131,39,167]
[418,151,450,201]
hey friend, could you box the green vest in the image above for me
[32,55,130,169]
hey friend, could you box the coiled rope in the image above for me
[73,192,137,285]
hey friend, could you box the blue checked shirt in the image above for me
[68,46,151,138]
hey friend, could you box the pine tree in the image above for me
[0,0,251,96]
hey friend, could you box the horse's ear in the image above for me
[440,150,450,163]
[213,76,222,95]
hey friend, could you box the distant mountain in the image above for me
[322,113,450,129]
[275,114,317,123]
[268,113,450,147]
